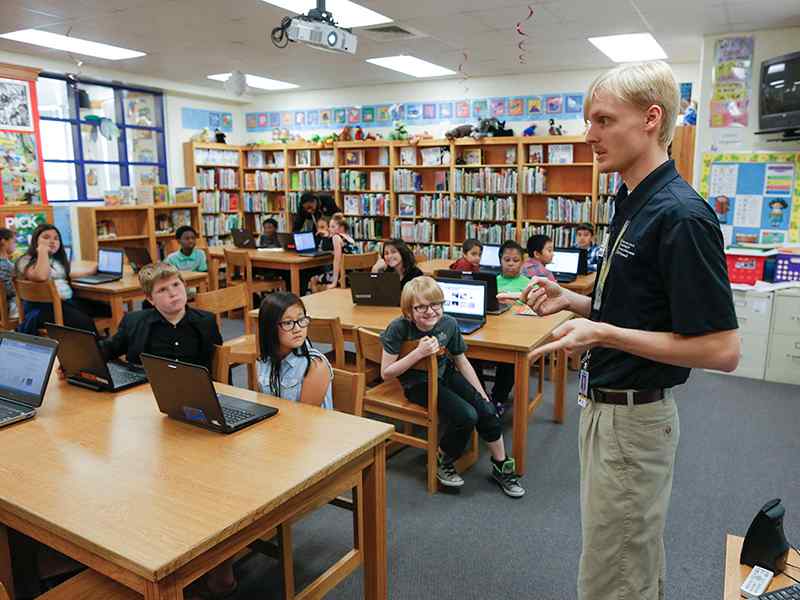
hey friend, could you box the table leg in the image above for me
[109,297,124,335]
[290,267,301,296]
[144,576,182,600]
[208,256,220,291]
[512,352,530,476]
[362,443,387,600]
[553,348,567,424]
[0,525,14,600]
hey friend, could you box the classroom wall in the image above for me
[693,27,800,189]
[244,63,701,142]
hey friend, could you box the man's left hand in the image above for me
[528,318,608,363]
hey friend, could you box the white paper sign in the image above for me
[733,195,763,228]
[709,164,738,198]
[721,224,734,247]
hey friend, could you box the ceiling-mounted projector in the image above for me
[271,1,357,55]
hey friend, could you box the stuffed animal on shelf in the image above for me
[445,124,475,140]
[339,126,353,141]
[472,118,513,139]
[214,129,227,144]
[523,124,537,136]
[388,121,409,140]
[190,128,211,143]
[409,131,433,145]
[548,119,564,135]
[354,126,365,140]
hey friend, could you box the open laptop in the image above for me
[232,228,257,249]
[293,232,331,257]
[0,332,58,428]
[141,353,278,433]
[435,269,510,315]
[45,324,148,392]
[350,271,402,306]
[549,248,581,283]
[123,246,152,273]
[478,244,502,273]
[437,278,487,334]
[72,248,124,284]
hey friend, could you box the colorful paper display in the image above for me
[180,107,234,132]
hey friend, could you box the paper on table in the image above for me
[258,247,283,252]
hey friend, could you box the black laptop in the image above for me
[141,353,278,433]
[72,248,124,284]
[350,271,402,306]
[45,324,148,392]
[549,248,581,283]
[0,332,58,428]
[478,244,502,273]
[437,278,487,334]
[123,246,152,273]
[277,232,294,250]
[435,269,510,315]
[293,232,331,257]
[232,228,257,249]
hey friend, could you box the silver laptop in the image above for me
[292,232,331,257]
[437,278,487,334]
[72,248,124,284]
[0,332,58,428]
[478,244,502,273]
[549,248,581,283]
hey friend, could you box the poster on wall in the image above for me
[0,78,34,131]
[0,131,41,205]
[2,211,47,252]
[180,107,233,133]
[709,36,754,128]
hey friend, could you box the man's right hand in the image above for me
[520,277,572,316]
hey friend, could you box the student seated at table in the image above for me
[315,214,330,242]
[258,217,281,248]
[15,224,107,335]
[313,213,357,291]
[380,276,524,497]
[99,262,221,369]
[449,238,482,272]
[575,223,600,272]
[371,239,424,288]
[521,234,555,281]
[166,226,207,272]
[292,192,321,232]
[0,227,18,319]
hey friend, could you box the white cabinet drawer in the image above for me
[765,334,800,385]
[772,294,800,337]
[708,331,768,380]
[732,290,773,334]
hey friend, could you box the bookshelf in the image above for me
[242,145,288,236]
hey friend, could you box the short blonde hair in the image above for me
[400,276,444,320]
[138,262,184,297]
[330,212,349,232]
[584,60,680,147]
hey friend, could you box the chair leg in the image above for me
[426,428,438,495]
[278,523,295,600]
[247,362,257,391]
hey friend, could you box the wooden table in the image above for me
[250,288,573,475]
[206,246,332,295]
[70,261,208,334]
[0,375,392,600]
[723,534,800,598]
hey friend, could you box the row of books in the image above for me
[154,209,192,234]
[464,222,517,245]
[246,150,285,168]
[521,166,547,193]
[454,168,517,194]
[341,148,388,166]
[244,171,284,191]
[202,214,241,238]
[393,169,449,192]
[196,168,238,190]
[289,169,335,191]
[454,195,515,221]
[522,224,579,247]
[345,217,387,240]
[598,172,622,194]
[199,191,239,213]
[545,195,592,223]
[410,243,453,260]
[243,192,284,213]
[343,193,390,216]
[594,197,616,224]
[340,170,386,192]
[398,194,451,218]
[295,149,336,167]
[194,148,239,167]
[393,220,437,243]
[399,146,451,166]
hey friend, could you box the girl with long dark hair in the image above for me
[371,238,424,288]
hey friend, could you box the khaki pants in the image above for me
[578,390,680,600]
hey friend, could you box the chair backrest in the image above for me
[193,284,250,333]
[413,252,428,264]
[0,287,15,330]
[340,251,379,287]
[211,344,232,384]
[308,316,345,368]
[14,279,63,325]
[332,368,364,416]
[223,248,252,285]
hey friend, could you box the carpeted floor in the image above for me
[223,318,800,600]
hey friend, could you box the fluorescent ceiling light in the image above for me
[0,29,145,60]
[207,73,299,91]
[588,33,667,63]
[261,0,391,29]
[366,55,455,78]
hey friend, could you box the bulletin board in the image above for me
[700,152,800,245]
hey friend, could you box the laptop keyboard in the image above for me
[221,405,255,425]
[108,363,146,387]
[0,405,23,420]
[759,585,800,599]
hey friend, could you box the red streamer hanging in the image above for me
[515,5,534,64]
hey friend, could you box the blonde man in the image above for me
[521,61,739,599]
[100,262,221,370]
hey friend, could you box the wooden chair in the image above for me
[224,248,284,312]
[338,251,379,288]
[356,327,477,494]
[0,287,19,331]
[308,316,379,383]
[37,568,141,599]
[14,279,113,334]
[195,285,259,390]
[413,251,429,264]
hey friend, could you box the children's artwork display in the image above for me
[0,78,34,131]
[701,152,800,245]
[0,131,42,205]
[709,36,754,128]
[181,107,234,133]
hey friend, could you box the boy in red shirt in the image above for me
[449,238,482,272]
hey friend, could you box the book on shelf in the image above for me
[454,168,517,194]
[454,195,515,221]
[594,197,615,224]
[96,220,117,240]
[399,147,417,166]
[548,144,574,164]
[135,185,154,205]
[245,170,285,191]
[319,149,335,167]
[369,171,386,190]
[377,147,389,166]
[194,147,239,166]
[393,220,436,243]
[420,147,448,166]
[410,244,452,260]
[465,222,516,245]
[199,191,239,213]
[462,149,481,165]
[345,216,385,240]
[545,195,591,223]
[522,166,547,193]
[598,172,622,194]
[244,192,284,213]
[398,194,416,217]
[527,144,544,163]
[271,151,286,167]
[120,186,135,205]
[103,190,122,206]
[247,150,266,169]
[196,168,216,190]
[153,184,169,204]
[342,193,389,216]
[505,147,517,165]
[155,213,172,233]
[291,169,335,191]
[171,209,192,229]
[174,187,196,204]
[419,194,450,219]
[393,169,448,192]
[218,168,238,189]
[523,224,579,248]
[295,149,312,166]
[344,149,364,166]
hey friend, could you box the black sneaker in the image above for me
[491,458,525,498]
[437,454,465,488]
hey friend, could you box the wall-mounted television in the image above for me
[758,50,800,134]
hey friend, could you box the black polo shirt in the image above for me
[147,311,207,367]
[588,160,737,389]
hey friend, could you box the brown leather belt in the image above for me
[591,389,666,405]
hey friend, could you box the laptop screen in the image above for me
[0,336,56,408]
[549,249,580,275]
[479,245,501,268]
[97,249,123,275]
[293,232,316,252]
[438,280,486,318]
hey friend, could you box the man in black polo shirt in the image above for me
[522,61,739,600]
